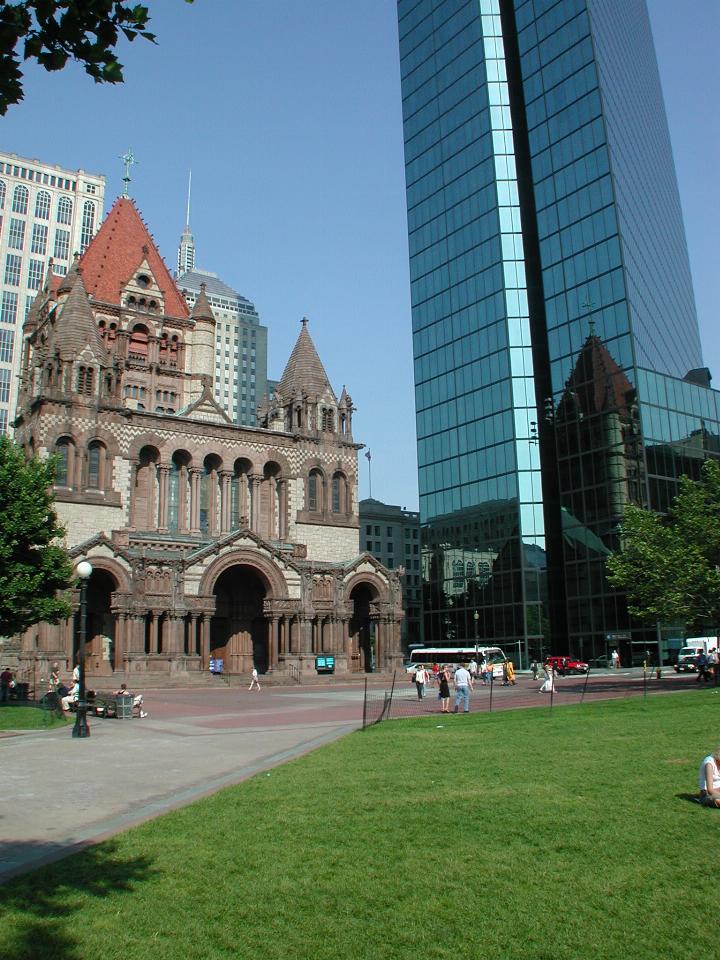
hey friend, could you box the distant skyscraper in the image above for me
[176,196,268,426]
[397,0,720,664]
[0,151,105,432]
[178,266,268,426]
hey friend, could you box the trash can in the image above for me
[116,693,134,719]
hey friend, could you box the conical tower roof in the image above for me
[79,197,190,318]
[53,272,107,362]
[277,318,335,401]
[191,282,215,323]
[558,335,634,420]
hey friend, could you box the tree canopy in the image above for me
[0,1,193,115]
[606,459,720,630]
[0,435,75,635]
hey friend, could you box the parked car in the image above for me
[545,655,589,675]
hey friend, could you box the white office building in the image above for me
[0,152,106,432]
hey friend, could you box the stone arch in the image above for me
[199,548,289,601]
[75,561,128,673]
[344,572,389,674]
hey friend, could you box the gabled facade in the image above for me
[14,198,403,681]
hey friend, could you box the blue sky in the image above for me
[2,0,717,510]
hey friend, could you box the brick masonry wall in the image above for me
[56,500,126,547]
[296,522,360,563]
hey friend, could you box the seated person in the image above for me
[698,747,720,807]
[114,683,148,718]
[61,681,79,712]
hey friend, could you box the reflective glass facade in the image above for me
[398,0,719,664]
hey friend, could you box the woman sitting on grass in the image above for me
[698,747,720,807]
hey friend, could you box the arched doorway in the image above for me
[349,583,376,673]
[75,568,117,673]
[211,565,268,673]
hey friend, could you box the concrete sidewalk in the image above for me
[0,684,370,883]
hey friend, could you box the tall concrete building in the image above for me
[397,0,720,665]
[176,218,268,427]
[0,152,105,432]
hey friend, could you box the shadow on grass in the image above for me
[0,840,155,960]
[676,792,703,806]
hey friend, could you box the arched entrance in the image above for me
[211,565,268,673]
[349,583,376,673]
[74,568,117,673]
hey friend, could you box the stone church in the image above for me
[14,197,403,682]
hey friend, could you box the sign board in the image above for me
[315,656,335,673]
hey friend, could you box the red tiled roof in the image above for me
[79,197,189,319]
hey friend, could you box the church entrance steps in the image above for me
[85,671,396,691]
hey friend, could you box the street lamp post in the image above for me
[72,560,93,739]
[473,610,479,662]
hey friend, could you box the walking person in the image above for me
[530,660,540,681]
[453,663,474,713]
[249,666,261,691]
[539,661,555,693]
[437,665,451,713]
[696,650,712,683]
[698,747,720,807]
[414,665,428,700]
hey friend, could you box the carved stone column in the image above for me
[157,464,170,532]
[219,471,233,533]
[277,479,288,540]
[128,460,140,529]
[189,468,203,535]
[249,474,262,533]
[268,616,279,670]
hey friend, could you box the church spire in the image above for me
[177,170,195,277]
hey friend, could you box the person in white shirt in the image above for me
[698,748,720,807]
[249,667,261,691]
[453,664,473,713]
[61,681,79,712]
[414,666,428,699]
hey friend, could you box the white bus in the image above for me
[409,646,507,677]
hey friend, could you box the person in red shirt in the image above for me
[1,667,14,702]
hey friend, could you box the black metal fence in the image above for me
[362,667,703,729]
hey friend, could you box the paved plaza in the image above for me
[0,669,705,882]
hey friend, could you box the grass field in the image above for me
[0,705,67,731]
[1,692,717,959]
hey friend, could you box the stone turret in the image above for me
[185,283,216,405]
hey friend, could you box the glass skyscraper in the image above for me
[398,0,720,664]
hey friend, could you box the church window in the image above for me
[77,366,94,396]
[11,185,28,214]
[129,324,149,361]
[31,223,48,255]
[4,255,21,286]
[87,441,104,489]
[54,438,72,486]
[321,408,335,432]
[56,196,72,224]
[53,229,70,260]
[34,190,51,220]
[167,462,180,532]
[8,218,25,250]
[332,475,340,513]
[137,274,150,288]
[80,200,95,252]
[308,471,320,512]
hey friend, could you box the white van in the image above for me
[674,637,718,672]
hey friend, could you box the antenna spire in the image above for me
[120,148,137,198]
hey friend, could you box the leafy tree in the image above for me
[0,0,194,115]
[0,435,75,635]
[606,459,720,630]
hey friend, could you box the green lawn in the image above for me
[0,704,67,731]
[1,692,717,960]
